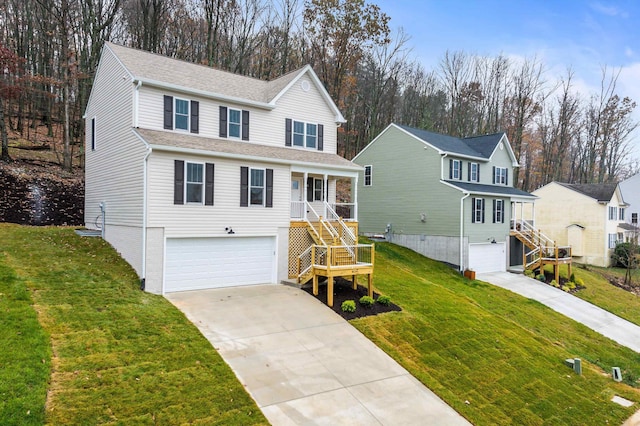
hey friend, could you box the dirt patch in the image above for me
[597,270,640,297]
[303,277,401,320]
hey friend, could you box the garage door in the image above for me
[468,242,506,273]
[165,237,275,292]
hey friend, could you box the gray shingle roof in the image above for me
[397,124,504,159]
[444,180,535,198]
[556,182,618,202]
[135,128,361,171]
[106,42,304,105]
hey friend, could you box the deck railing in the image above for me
[330,203,356,221]
[310,244,374,268]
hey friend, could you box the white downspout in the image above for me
[354,174,359,221]
[141,144,152,290]
[460,192,470,272]
[134,80,142,128]
[324,174,328,217]
[441,153,448,180]
[303,172,308,221]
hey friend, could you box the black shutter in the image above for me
[242,110,250,140]
[174,160,184,204]
[505,168,509,186]
[190,100,199,134]
[307,177,314,202]
[266,168,273,208]
[219,106,227,137]
[205,163,214,206]
[91,117,96,150]
[481,199,485,223]
[471,197,476,223]
[318,124,324,151]
[467,162,471,181]
[501,200,505,223]
[459,162,462,180]
[285,118,292,146]
[477,165,480,182]
[492,166,496,184]
[492,199,496,223]
[240,166,248,207]
[449,159,453,179]
[164,95,173,129]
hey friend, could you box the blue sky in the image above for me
[374,0,640,104]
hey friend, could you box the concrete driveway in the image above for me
[167,284,470,425]
[478,272,640,353]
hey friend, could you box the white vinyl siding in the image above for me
[84,46,146,229]
[146,152,289,236]
[136,71,339,155]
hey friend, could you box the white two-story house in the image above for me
[84,43,370,295]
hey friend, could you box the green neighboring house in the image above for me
[352,123,535,273]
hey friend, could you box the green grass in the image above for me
[352,241,640,425]
[0,224,267,425]
[542,264,640,328]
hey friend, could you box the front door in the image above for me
[291,178,304,218]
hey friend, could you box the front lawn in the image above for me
[352,242,640,425]
[544,264,640,327]
[0,224,266,425]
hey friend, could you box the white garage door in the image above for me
[165,237,275,292]
[468,242,506,273]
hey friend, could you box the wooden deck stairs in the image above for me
[294,202,375,307]
[510,220,572,282]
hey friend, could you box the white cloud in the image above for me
[625,47,635,58]
[590,2,629,18]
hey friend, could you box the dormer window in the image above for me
[285,118,324,151]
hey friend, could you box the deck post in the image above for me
[328,276,334,307]
[313,273,318,296]
[367,273,373,298]
[352,274,357,290]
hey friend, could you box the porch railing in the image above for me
[330,203,356,221]
[310,244,374,268]
[291,201,305,220]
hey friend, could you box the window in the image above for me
[219,106,249,140]
[632,213,638,224]
[163,96,199,133]
[449,159,462,180]
[493,167,508,185]
[609,206,618,220]
[468,162,479,182]
[90,117,96,151]
[186,162,204,203]
[228,108,241,138]
[174,98,189,130]
[364,165,372,186]
[285,119,324,151]
[619,207,625,221]
[608,233,617,249]
[292,120,317,148]
[250,168,265,206]
[472,197,485,223]
[240,166,273,207]
[173,160,214,205]
[314,178,324,201]
[493,199,504,223]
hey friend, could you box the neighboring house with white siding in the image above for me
[620,173,640,228]
[352,124,536,274]
[531,182,630,267]
[85,43,367,294]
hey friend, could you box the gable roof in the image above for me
[104,42,345,122]
[135,128,360,172]
[354,123,518,165]
[555,182,618,202]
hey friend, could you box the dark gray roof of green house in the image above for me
[556,182,618,202]
[444,181,535,198]
[397,124,505,159]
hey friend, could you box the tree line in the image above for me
[1,0,637,190]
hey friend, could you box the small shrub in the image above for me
[341,300,356,313]
[566,281,576,290]
[569,273,576,282]
[524,269,535,278]
[359,295,375,308]
[536,273,546,282]
[550,279,558,288]
[575,277,585,287]
[561,285,570,292]
[377,295,391,305]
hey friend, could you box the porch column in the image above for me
[354,175,359,221]
[324,174,328,217]
[303,172,308,221]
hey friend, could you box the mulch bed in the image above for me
[303,277,401,320]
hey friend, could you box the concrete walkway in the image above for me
[167,284,470,426]
[478,272,640,353]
